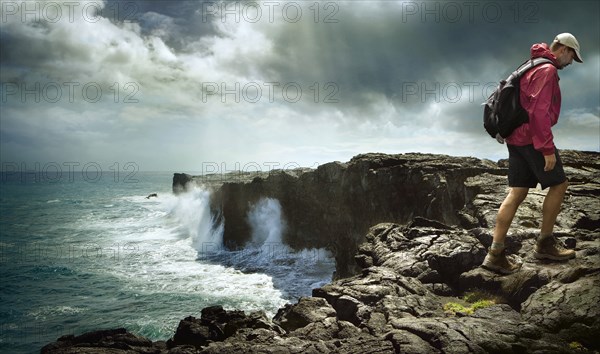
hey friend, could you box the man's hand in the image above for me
[544,153,556,171]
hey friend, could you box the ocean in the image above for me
[0,171,335,353]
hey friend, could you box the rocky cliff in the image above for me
[174,151,598,279]
[43,151,600,353]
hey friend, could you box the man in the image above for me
[482,33,583,274]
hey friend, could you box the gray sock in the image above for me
[538,233,552,244]
[490,242,505,254]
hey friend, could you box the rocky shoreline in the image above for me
[43,151,599,353]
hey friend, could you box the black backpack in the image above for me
[483,57,554,139]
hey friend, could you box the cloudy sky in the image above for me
[1,0,598,172]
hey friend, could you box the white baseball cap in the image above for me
[553,33,583,63]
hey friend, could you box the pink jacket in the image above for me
[506,43,561,156]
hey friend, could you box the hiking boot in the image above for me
[534,235,576,261]
[482,249,521,275]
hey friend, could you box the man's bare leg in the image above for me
[492,187,530,251]
[540,180,569,237]
[534,180,575,260]
[482,187,529,274]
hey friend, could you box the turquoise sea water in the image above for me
[0,171,334,353]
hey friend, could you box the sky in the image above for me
[1,0,599,173]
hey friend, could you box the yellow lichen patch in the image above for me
[443,296,496,316]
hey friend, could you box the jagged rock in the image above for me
[288,317,364,341]
[313,221,599,350]
[167,315,224,348]
[224,310,284,338]
[459,265,549,309]
[198,333,396,354]
[355,221,487,291]
[173,173,193,194]
[198,305,283,338]
[312,264,444,337]
[460,228,600,310]
[521,275,600,350]
[423,283,454,296]
[168,346,200,354]
[387,305,572,354]
[165,306,283,349]
[40,328,158,354]
[273,297,336,332]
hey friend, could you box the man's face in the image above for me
[556,46,576,69]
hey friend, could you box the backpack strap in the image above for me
[515,57,554,77]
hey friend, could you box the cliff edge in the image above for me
[174,151,598,279]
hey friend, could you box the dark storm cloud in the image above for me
[104,0,220,52]
[251,0,599,113]
[228,0,598,153]
[0,0,597,169]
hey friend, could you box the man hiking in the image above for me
[482,33,583,274]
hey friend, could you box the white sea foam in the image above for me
[217,197,336,300]
[27,305,86,320]
[102,190,332,319]
[164,186,223,249]
[101,188,286,316]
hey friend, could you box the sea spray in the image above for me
[248,197,287,249]
[166,191,334,302]
[242,197,335,299]
[166,185,223,250]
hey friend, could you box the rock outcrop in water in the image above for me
[43,151,600,353]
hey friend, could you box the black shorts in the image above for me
[507,144,567,190]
